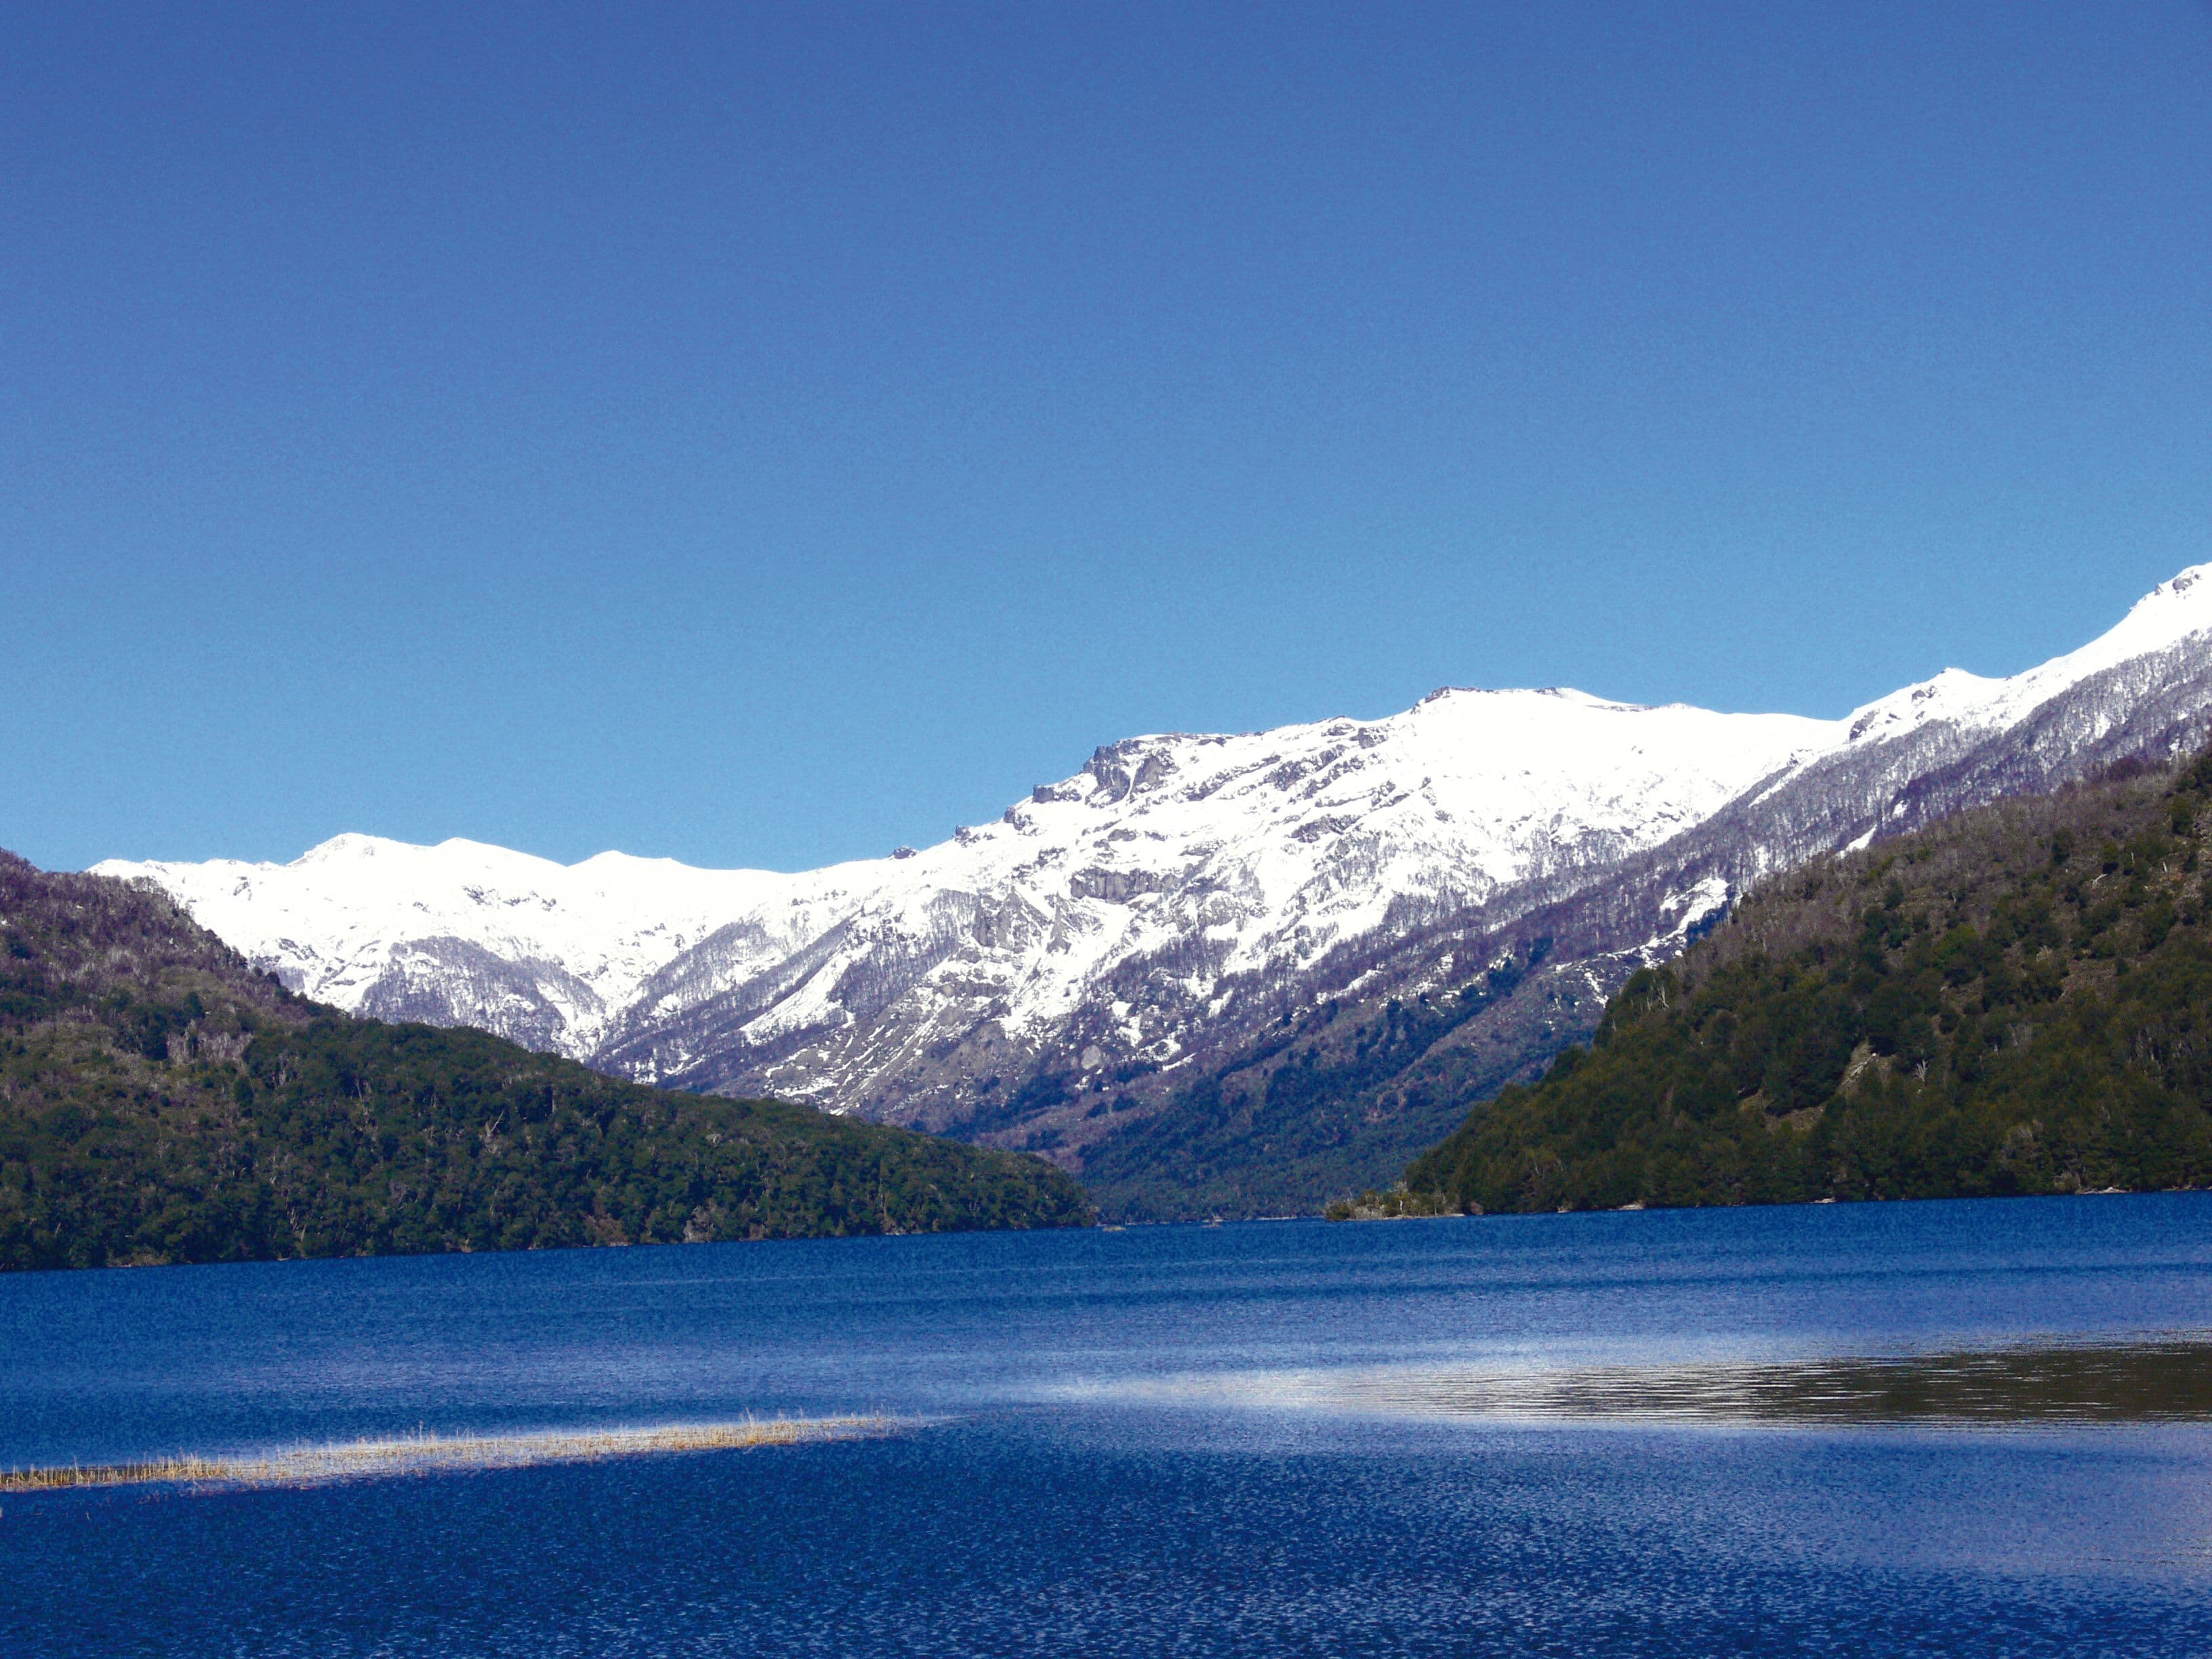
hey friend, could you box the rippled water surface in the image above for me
[8,1195,2212,1654]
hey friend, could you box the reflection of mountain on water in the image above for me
[1333,1337,2212,1427]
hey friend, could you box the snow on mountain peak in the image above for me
[1839,564,2212,747]
[94,677,1832,1067]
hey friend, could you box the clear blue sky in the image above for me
[7,3,2211,873]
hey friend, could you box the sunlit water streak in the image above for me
[1056,1335,2212,1427]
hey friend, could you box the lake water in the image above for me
[7,1194,2212,1655]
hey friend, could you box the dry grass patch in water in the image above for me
[0,1414,898,1493]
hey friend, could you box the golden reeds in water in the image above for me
[0,1414,895,1494]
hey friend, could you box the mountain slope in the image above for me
[0,853,1088,1271]
[94,566,2212,1218]
[1401,747,2212,1212]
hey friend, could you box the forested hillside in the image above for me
[0,853,1089,1271]
[1397,750,2212,1215]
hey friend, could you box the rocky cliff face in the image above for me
[97,567,2212,1206]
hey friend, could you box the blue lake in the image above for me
[7,1194,2212,1655]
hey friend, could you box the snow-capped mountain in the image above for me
[97,689,1832,1090]
[96,566,2212,1199]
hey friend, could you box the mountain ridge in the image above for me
[94,566,2212,1215]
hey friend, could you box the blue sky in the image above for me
[6,3,2210,873]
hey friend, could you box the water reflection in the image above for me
[1330,1336,2212,1426]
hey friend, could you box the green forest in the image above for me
[0,852,1090,1271]
[1397,748,2212,1216]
